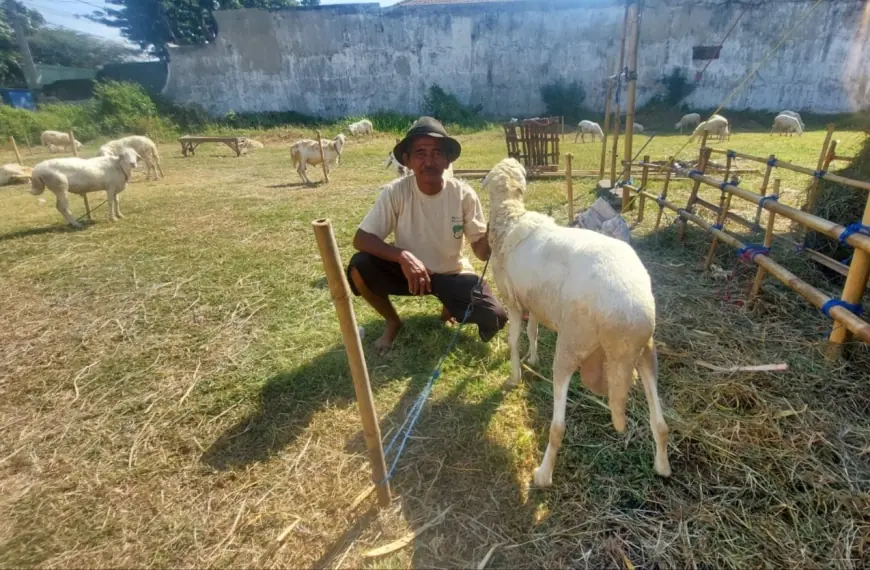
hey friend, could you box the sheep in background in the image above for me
[574,120,604,143]
[771,114,803,136]
[779,110,805,130]
[29,148,139,228]
[242,138,264,150]
[290,135,345,184]
[482,157,671,487]
[675,113,701,133]
[98,135,164,181]
[40,131,82,153]
[348,119,374,139]
[633,122,645,134]
[690,115,729,142]
[0,163,32,186]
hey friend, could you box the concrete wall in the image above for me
[163,0,870,117]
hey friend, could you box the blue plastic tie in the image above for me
[688,169,703,178]
[758,195,779,208]
[767,157,777,167]
[737,244,770,261]
[821,299,864,318]
[656,194,666,206]
[841,254,853,266]
[720,181,730,191]
[726,150,736,159]
[813,169,827,179]
[838,222,870,245]
[712,223,723,230]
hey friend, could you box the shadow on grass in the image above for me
[266,181,324,189]
[0,223,81,242]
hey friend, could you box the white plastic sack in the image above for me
[572,197,631,243]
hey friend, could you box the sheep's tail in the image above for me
[29,174,45,196]
[290,145,300,167]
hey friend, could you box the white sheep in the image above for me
[675,113,701,133]
[690,115,729,142]
[98,135,164,181]
[482,157,671,487]
[771,114,803,136]
[29,148,139,228]
[0,163,32,186]
[290,135,345,184]
[383,151,454,179]
[574,120,604,143]
[779,110,805,130]
[633,122,645,134]
[40,131,82,153]
[241,138,264,150]
[347,119,374,139]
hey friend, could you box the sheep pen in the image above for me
[1,124,868,570]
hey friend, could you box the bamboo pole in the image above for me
[702,150,734,268]
[707,148,870,193]
[24,133,32,154]
[637,154,650,223]
[826,188,870,356]
[675,167,870,254]
[609,104,621,185]
[653,156,674,231]
[629,187,870,344]
[312,219,391,507]
[566,153,574,222]
[677,146,710,241]
[752,154,776,229]
[315,130,329,183]
[622,1,639,193]
[599,76,614,179]
[9,136,22,165]
[804,124,836,217]
[68,130,78,158]
[750,179,780,299]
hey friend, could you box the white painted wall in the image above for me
[163,0,870,116]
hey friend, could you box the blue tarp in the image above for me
[0,89,36,110]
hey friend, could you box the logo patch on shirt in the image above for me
[451,216,463,239]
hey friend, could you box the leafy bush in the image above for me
[422,85,485,128]
[93,81,159,134]
[540,81,586,124]
[659,67,695,107]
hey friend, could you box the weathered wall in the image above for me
[163,0,870,117]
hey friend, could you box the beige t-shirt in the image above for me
[359,175,487,275]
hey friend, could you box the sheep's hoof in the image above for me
[501,378,520,391]
[116,213,125,219]
[69,222,84,229]
[654,456,672,478]
[532,467,553,488]
[524,352,539,367]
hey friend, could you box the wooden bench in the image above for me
[178,136,248,157]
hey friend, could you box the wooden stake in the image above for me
[599,76,614,179]
[653,156,674,231]
[750,178,780,299]
[827,187,870,357]
[677,146,710,241]
[311,219,390,507]
[804,124,835,218]
[24,133,32,154]
[622,1,640,189]
[68,130,78,157]
[704,152,734,271]
[752,154,775,229]
[565,153,574,222]
[637,154,650,223]
[9,136,22,165]
[600,4,629,180]
[609,104,621,185]
[315,130,329,183]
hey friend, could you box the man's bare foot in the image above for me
[373,319,402,355]
[440,305,457,325]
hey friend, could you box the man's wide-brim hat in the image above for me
[392,116,462,166]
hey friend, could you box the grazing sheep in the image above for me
[690,115,729,142]
[242,138,264,150]
[348,119,374,139]
[98,135,164,180]
[0,163,33,185]
[29,148,139,228]
[482,157,671,487]
[771,114,803,136]
[40,131,82,153]
[574,120,604,143]
[290,135,345,184]
[675,113,701,133]
[779,110,805,130]
[633,122,645,134]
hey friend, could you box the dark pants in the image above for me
[346,252,508,342]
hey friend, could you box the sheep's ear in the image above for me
[135,153,143,161]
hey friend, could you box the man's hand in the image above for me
[398,251,431,295]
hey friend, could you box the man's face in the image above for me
[404,136,449,185]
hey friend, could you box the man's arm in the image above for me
[353,229,432,295]
[470,230,491,261]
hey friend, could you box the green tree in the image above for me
[88,0,314,59]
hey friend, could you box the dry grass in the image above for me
[1,126,869,569]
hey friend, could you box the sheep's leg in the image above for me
[297,162,309,185]
[604,355,634,433]
[635,341,671,477]
[155,153,165,179]
[503,306,524,389]
[115,193,124,218]
[523,313,539,366]
[55,190,82,228]
[532,338,577,487]
[144,157,156,180]
[106,190,118,222]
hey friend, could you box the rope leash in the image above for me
[377,259,490,484]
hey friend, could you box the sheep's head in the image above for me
[333,134,345,154]
[482,158,526,205]
[117,148,139,171]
